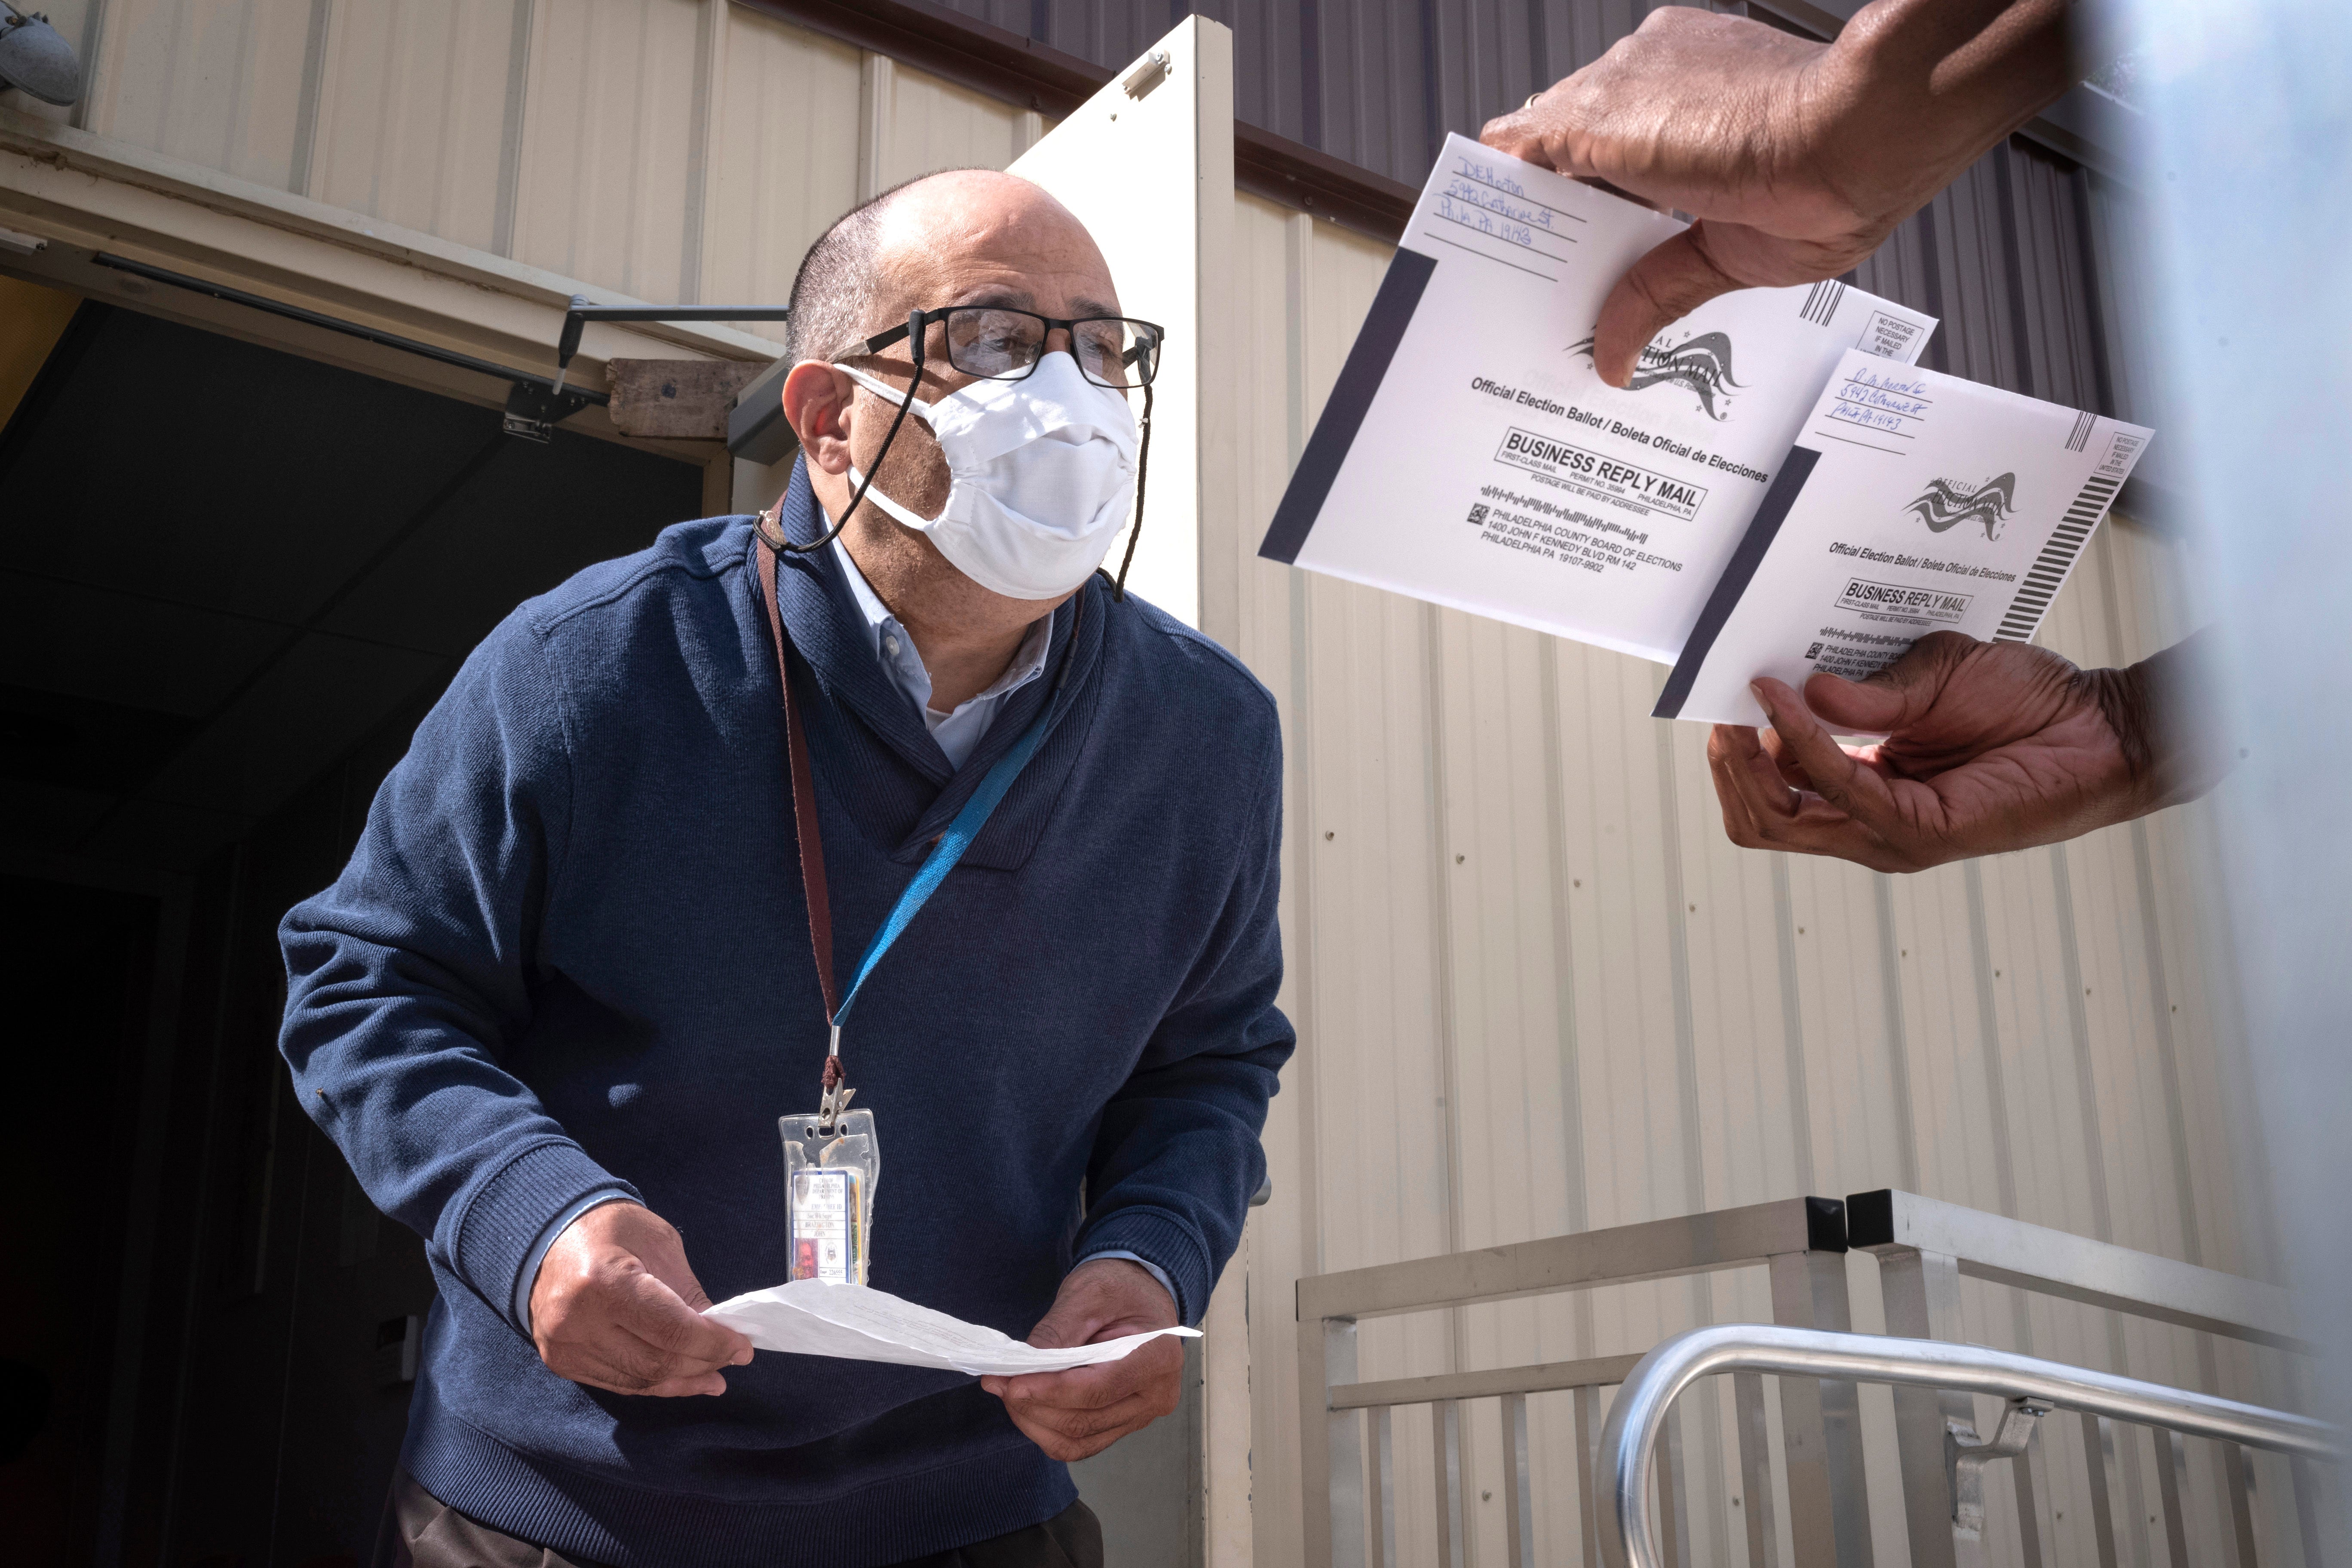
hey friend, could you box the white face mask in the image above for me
[833,352,1141,601]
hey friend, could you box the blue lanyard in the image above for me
[832,689,1059,1026]
[754,532,1078,1074]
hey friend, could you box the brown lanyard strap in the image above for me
[754,531,841,1025]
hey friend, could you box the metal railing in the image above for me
[1847,1188,2327,1568]
[1297,1196,1872,1568]
[1599,1325,2339,1568]
[1298,1190,2334,1568]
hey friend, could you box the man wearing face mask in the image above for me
[277,169,1292,1568]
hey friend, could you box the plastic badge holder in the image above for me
[781,1108,879,1285]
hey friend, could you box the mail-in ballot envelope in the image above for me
[1655,349,2153,727]
[1258,132,1940,664]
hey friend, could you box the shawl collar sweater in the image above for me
[278,459,1291,1565]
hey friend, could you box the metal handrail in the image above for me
[1295,1197,1866,1568]
[1599,1324,2340,1568]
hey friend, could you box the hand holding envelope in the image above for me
[1260,133,1940,669]
[705,1278,1199,1377]
[1261,137,2149,737]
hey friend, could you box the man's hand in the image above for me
[529,1201,753,1397]
[1707,631,2223,873]
[979,1258,1182,1462]
[1479,2,2076,385]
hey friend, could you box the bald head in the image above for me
[782,169,1118,368]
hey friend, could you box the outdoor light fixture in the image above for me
[0,4,80,106]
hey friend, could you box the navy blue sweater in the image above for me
[278,461,1292,1566]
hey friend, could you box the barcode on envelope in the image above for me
[1993,474,2121,642]
[1798,280,1847,326]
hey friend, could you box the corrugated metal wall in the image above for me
[41,5,2282,1566]
[67,1,1036,322]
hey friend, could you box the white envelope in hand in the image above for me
[704,1279,1199,1377]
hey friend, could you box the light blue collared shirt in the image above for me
[831,536,1050,771]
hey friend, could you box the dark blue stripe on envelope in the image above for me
[1257,247,1440,565]
[1655,445,1823,719]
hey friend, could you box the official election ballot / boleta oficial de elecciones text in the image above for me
[1258,132,1940,665]
[1656,349,2153,727]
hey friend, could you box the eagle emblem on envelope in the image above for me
[1905,473,2018,540]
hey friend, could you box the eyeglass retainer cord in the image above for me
[760,308,1151,601]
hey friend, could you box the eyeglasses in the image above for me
[856,307,1165,390]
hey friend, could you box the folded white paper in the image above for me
[1260,132,1939,665]
[704,1280,1200,1377]
[1656,349,2153,726]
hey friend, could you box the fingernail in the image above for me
[1749,680,1774,713]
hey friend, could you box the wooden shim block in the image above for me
[607,359,766,440]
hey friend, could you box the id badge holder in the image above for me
[780,1108,878,1284]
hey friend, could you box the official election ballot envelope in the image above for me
[1655,349,2153,727]
[1258,132,1939,664]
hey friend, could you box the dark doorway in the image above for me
[1,875,159,1563]
[1,289,707,1568]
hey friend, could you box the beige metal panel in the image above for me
[699,6,859,326]
[1289,574,1459,1560]
[1433,608,1595,1565]
[698,27,1045,338]
[1883,863,2012,1214]
[305,0,523,255]
[1783,853,1916,1195]
[1226,195,1431,1568]
[1432,613,1582,1261]
[508,0,702,304]
[870,56,1036,193]
[1230,198,1326,1568]
[84,0,322,190]
[1672,717,1809,1209]
[1551,648,1700,1232]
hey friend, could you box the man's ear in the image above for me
[782,362,857,475]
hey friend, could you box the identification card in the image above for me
[781,1107,878,1285]
[788,1168,863,1284]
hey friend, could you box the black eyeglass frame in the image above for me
[765,305,1158,601]
[856,305,1166,390]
